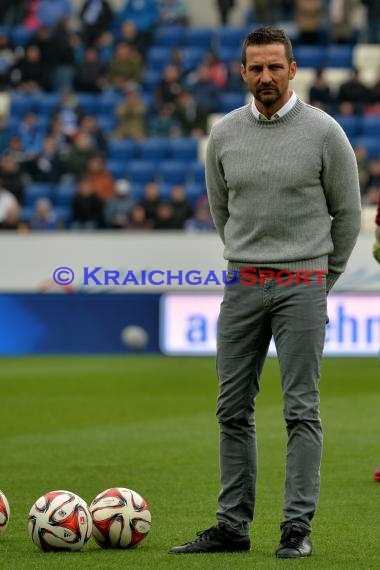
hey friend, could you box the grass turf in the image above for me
[0,355,379,570]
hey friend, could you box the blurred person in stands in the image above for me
[35,0,73,30]
[0,116,12,155]
[128,204,153,229]
[26,135,64,183]
[353,145,370,197]
[139,181,162,224]
[0,0,28,25]
[0,154,25,204]
[148,103,181,138]
[185,201,215,232]
[12,44,49,92]
[337,67,372,114]
[361,0,380,44]
[329,0,360,44]
[17,112,44,163]
[79,0,113,47]
[169,184,194,229]
[79,115,108,156]
[159,0,190,26]
[308,68,333,113]
[373,190,380,263]
[118,21,144,58]
[71,177,103,229]
[29,197,61,230]
[363,158,380,205]
[174,90,208,138]
[296,0,324,44]
[74,46,107,93]
[52,90,84,139]
[215,0,235,25]
[155,64,183,108]
[82,155,115,202]
[104,179,136,229]
[0,34,16,89]
[203,52,227,90]
[117,0,159,56]
[4,136,28,170]
[48,116,71,154]
[64,131,99,179]
[106,41,143,90]
[154,202,176,229]
[186,64,221,113]
[113,84,147,140]
[28,21,75,92]
[0,184,20,230]
[226,59,244,92]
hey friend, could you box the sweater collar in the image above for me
[251,90,297,121]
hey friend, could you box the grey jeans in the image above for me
[216,269,327,534]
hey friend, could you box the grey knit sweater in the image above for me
[205,98,361,292]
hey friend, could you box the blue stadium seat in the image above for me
[143,69,161,90]
[334,115,361,139]
[168,138,198,161]
[181,48,206,72]
[159,160,188,184]
[9,93,37,117]
[216,27,246,49]
[154,26,185,47]
[127,160,158,184]
[137,138,170,160]
[106,159,128,179]
[361,116,380,137]
[54,182,76,207]
[11,26,34,46]
[147,47,171,72]
[218,46,242,64]
[96,93,124,115]
[185,27,214,50]
[158,183,173,199]
[20,206,34,224]
[185,183,206,205]
[24,183,55,207]
[219,92,246,113]
[325,45,353,68]
[187,161,205,184]
[130,183,145,200]
[108,139,137,161]
[353,136,380,159]
[55,206,72,227]
[293,46,325,68]
[34,93,60,116]
[96,115,117,133]
[75,93,98,115]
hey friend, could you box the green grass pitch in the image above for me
[0,355,379,570]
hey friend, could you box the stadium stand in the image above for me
[0,0,378,230]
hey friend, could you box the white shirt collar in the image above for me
[251,91,297,121]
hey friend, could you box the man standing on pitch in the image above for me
[169,27,361,558]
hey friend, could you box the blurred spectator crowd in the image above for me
[0,0,378,232]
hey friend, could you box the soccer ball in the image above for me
[28,490,92,551]
[90,487,151,548]
[121,326,149,350]
[0,491,10,534]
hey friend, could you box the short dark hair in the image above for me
[241,27,294,67]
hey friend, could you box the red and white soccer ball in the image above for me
[0,491,10,534]
[28,490,92,551]
[90,487,151,549]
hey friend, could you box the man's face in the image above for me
[241,43,296,113]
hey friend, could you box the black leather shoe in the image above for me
[275,523,312,558]
[169,523,251,554]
